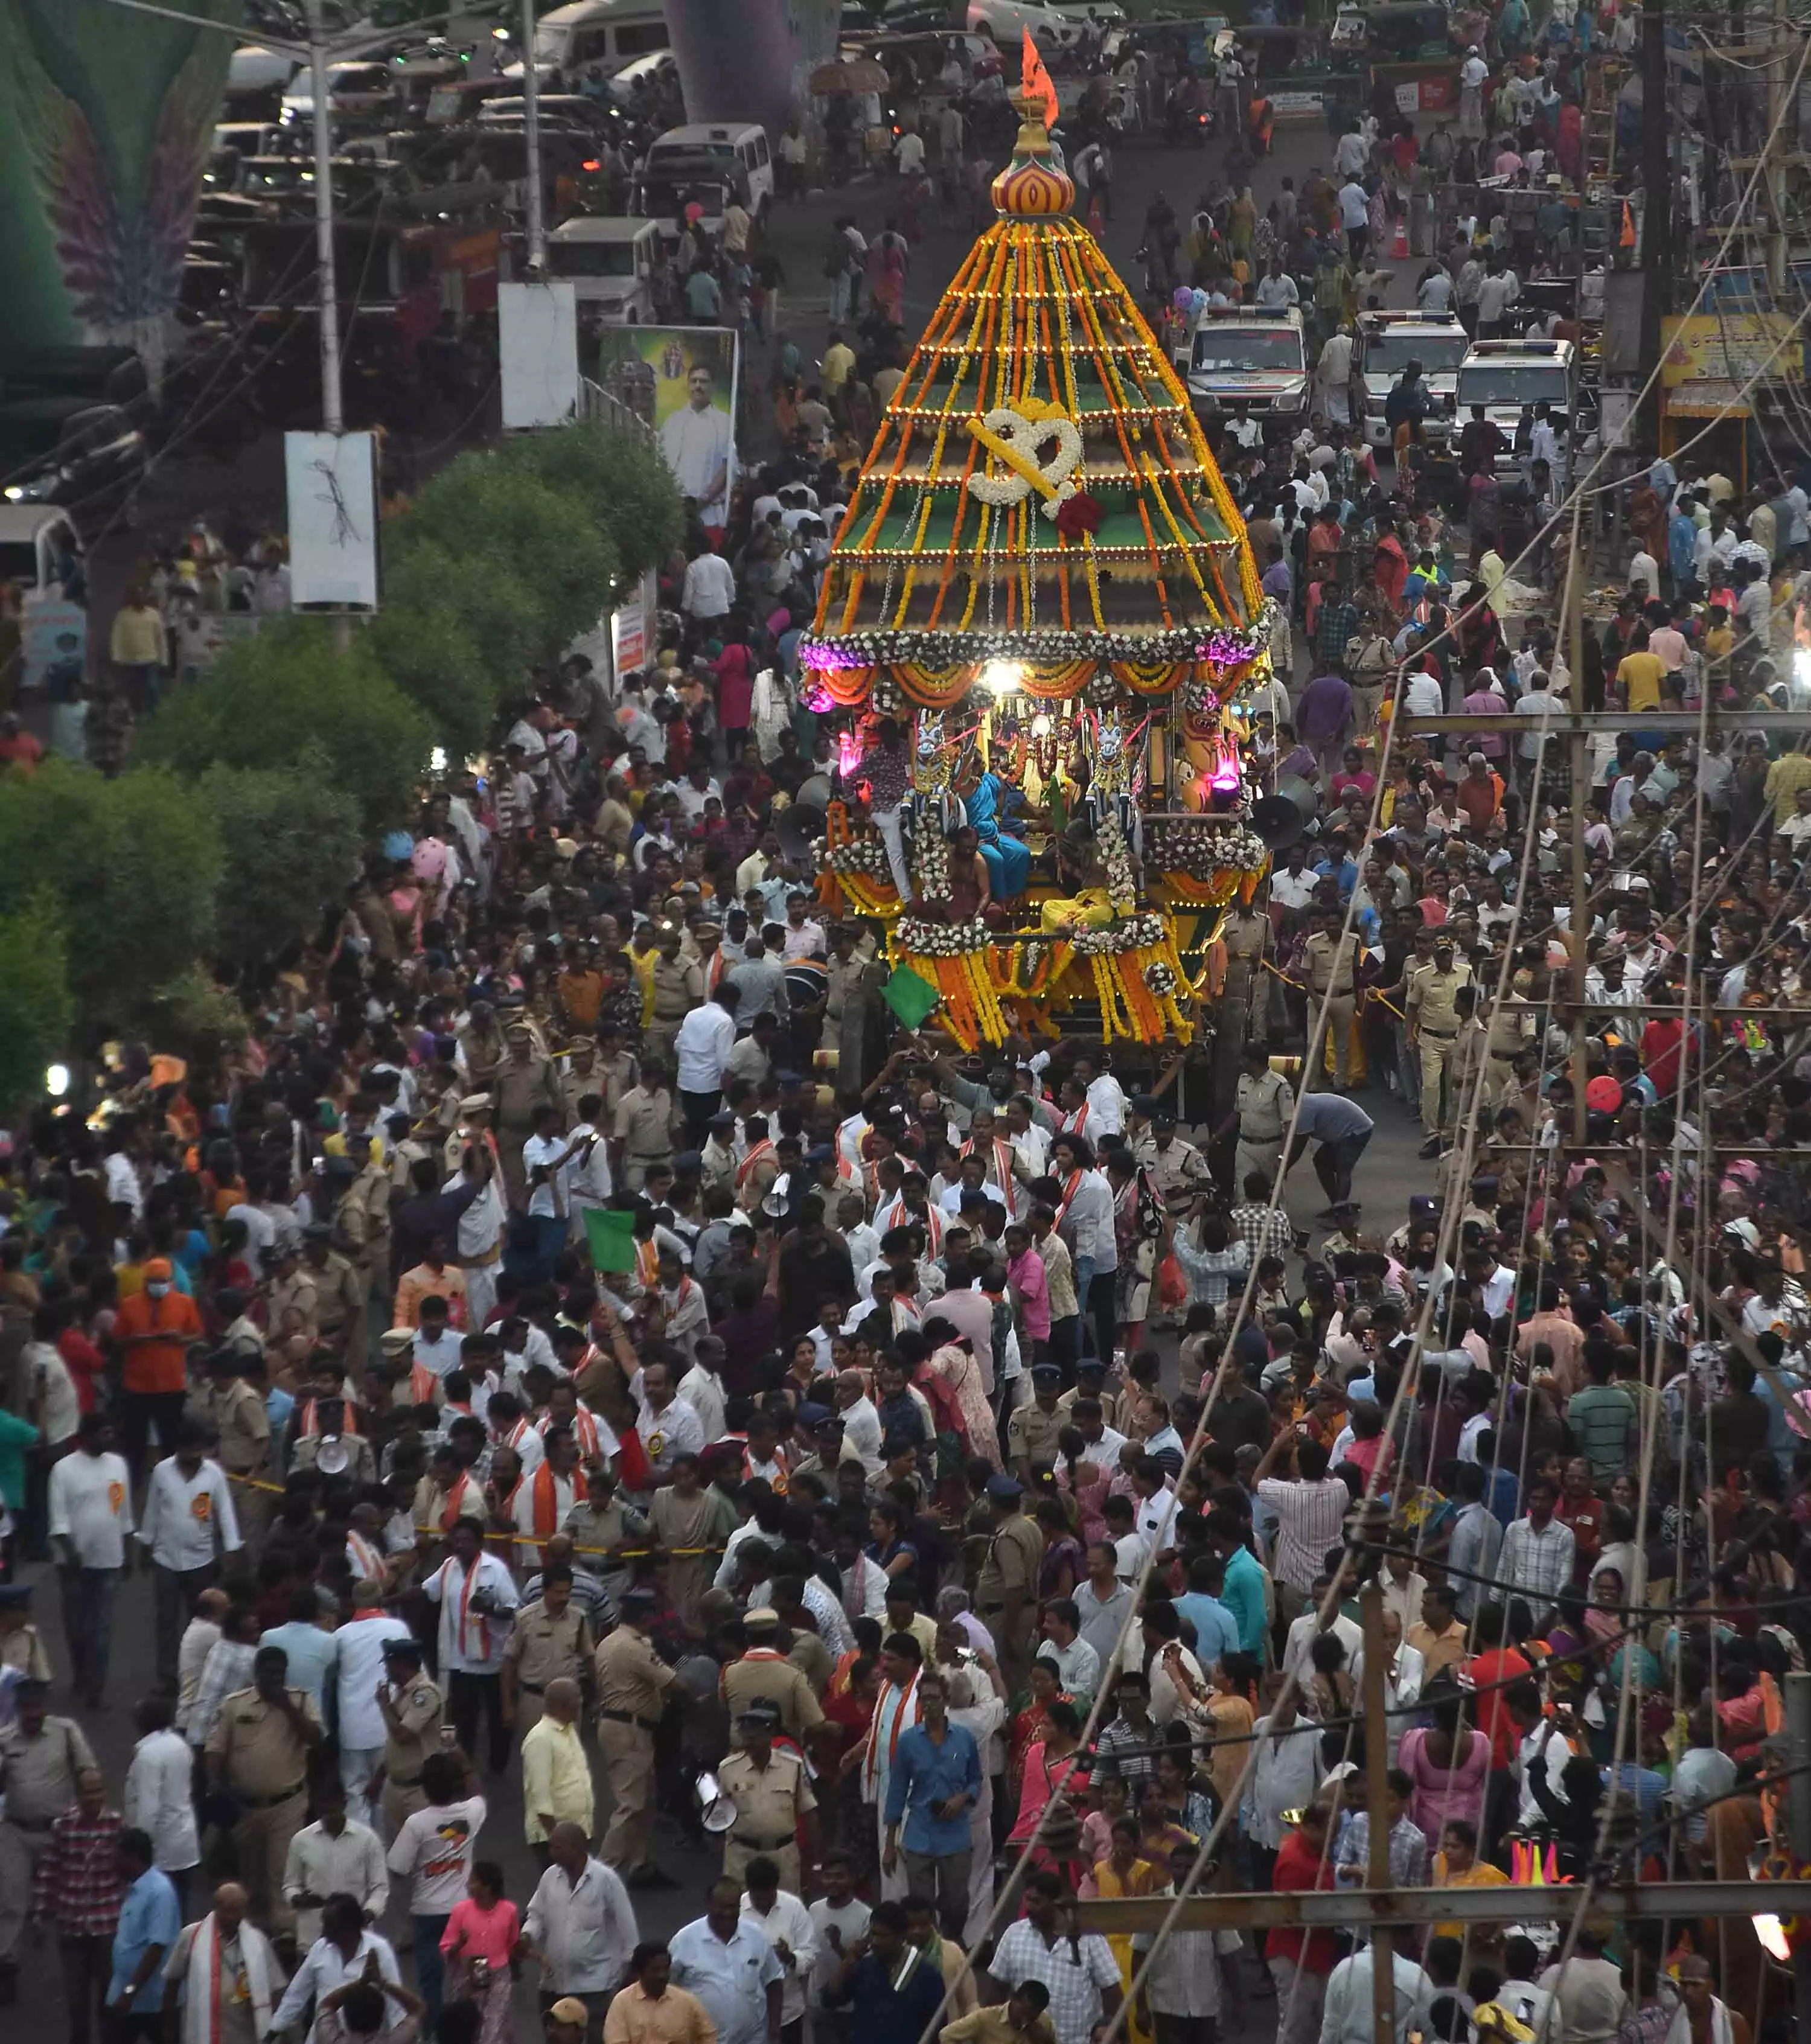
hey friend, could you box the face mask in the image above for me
[147,1282,171,1299]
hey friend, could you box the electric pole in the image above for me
[520,0,546,273]
[1638,0,1672,445]
[302,0,345,436]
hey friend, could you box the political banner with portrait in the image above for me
[595,325,739,529]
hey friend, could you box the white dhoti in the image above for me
[964,1773,997,1945]
[875,1804,910,1900]
[463,1260,500,1333]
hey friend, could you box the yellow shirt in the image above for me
[1615,650,1666,712]
[821,342,856,391]
[1765,750,1811,826]
[519,1714,594,1842]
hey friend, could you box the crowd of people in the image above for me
[3,13,1811,2044]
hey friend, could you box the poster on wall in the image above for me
[499,279,580,429]
[285,431,380,611]
[594,324,739,528]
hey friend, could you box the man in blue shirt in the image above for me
[821,1899,951,2044]
[260,1588,340,1716]
[881,1671,981,1938]
[1669,497,1700,596]
[1172,1556,1242,1672]
[109,1829,181,2041]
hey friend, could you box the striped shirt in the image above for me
[1496,1516,1576,1615]
[34,1806,126,1935]
[1256,1475,1352,1591]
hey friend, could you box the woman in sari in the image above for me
[1035,1496,1087,1601]
[920,1315,1000,1463]
[1172,1650,1257,1815]
[1081,1817,1164,2044]
[1009,1696,1086,1845]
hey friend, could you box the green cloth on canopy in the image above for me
[882,962,944,1031]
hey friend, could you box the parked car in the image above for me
[545,217,659,321]
[0,400,149,526]
[966,1,1085,50]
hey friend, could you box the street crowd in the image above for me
[3,9,1811,2044]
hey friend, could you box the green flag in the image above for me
[881,962,944,1032]
[582,1206,639,1276]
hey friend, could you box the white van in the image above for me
[643,123,775,219]
[516,0,669,86]
[0,505,83,602]
[545,218,658,321]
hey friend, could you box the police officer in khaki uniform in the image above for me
[496,1023,560,1204]
[974,1475,1043,1696]
[1406,934,1474,1157]
[301,1224,364,1352]
[594,1586,676,1886]
[1216,1041,1294,1192]
[502,1567,596,1736]
[594,1022,639,1121]
[1213,898,1272,1116]
[375,1637,444,1836]
[646,936,704,1067]
[1131,1107,1211,1210]
[1005,1364,1066,1480]
[611,1059,676,1192]
[556,1041,605,1128]
[717,1702,817,1891]
[721,1612,827,1749]
[1485,988,1536,1096]
[333,1131,394,1330]
[204,1644,325,1931]
[1302,909,1362,1090]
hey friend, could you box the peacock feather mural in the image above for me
[0,0,240,359]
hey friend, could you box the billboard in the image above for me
[0,0,237,359]
[594,325,740,528]
[1661,311,1804,387]
[286,432,381,612]
[499,279,581,430]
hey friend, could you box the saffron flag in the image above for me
[1020,27,1059,130]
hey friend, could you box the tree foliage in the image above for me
[0,892,77,1119]
[492,421,684,584]
[0,760,223,1032]
[391,456,620,659]
[135,617,432,837]
[372,540,536,756]
[199,764,365,975]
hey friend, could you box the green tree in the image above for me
[134,618,432,836]
[391,456,619,657]
[0,761,223,1031]
[493,421,683,583]
[200,764,364,976]
[372,540,535,755]
[0,893,76,1118]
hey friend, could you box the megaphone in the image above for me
[695,1769,738,1833]
[796,772,834,811]
[776,802,826,863]
[315,1433,351,1476]
[1250,796,1306,851]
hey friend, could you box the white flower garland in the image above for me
[1096,812,1139,912]
[1071,913,1166,956]
[895,915,992,957]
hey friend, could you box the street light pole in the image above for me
[303,0,345,435]
[520,0,546,273]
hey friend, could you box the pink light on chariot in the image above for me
[837,731,864,776]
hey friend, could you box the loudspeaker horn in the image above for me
[776,802,826,862]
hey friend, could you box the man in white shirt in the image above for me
[675,986,741,1142]
[282,1774,388,1949]
[1256,258,1300,310]
[521,1822,639,2011]
[739,1860,817,2035]
[47,1408,134,1708]
[269,1901,402,2044]
[421,1517,521,1774]
[1320,1944,1436,2044]
[138,1426,243,1691]
[681,548,736,624]
[333,1587,415,1827]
